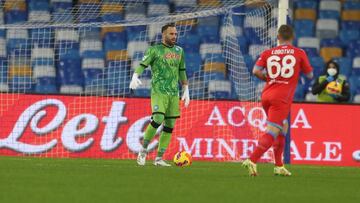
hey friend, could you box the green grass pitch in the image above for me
[1,156,359,203]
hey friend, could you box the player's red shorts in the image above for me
[261,97,291,129]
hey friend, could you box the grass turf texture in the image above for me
[1,156,359,203]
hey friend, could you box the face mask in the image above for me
[327,68,337,76]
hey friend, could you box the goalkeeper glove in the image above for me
[181,85,190,108]
[129,73,142,90]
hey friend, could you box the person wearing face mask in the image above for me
[311,60,350,102]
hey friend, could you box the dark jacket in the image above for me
[311,62,350,102]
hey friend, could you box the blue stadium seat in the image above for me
[30,28,53,47]
[83,69,103,87]
[28,0,50,12]
[197,16,220,43]
[197,26,220,43]
[51,1,73,12]
[150,0,169,4]
[346,40,360,58]
[57,43,80,60]
[319,11,340,20]
[294,84,305,101]
[0,59,8,83]
[0,30,5,38]
[204,53,225,63]
[320,38,342,48]
[103,32,127,52]
[106,68,130,96]
[294,20,315,37]
[5,11,27,24]
[237,36,249,54]
[339,30,360,46]
[232,15,244,27]
[185,53,201,77]
[341,21,360,31]
[178,34,200,53]
[309,57,325,77]
[242,54,254,73]
[57,57,80,71]
[32,58,55,67]
[57,58,83,86]
[343,1,360,10]
[244,28,262,44]
[349,76,360,96]
[9,76,33,93]
[134,88,150,97]
[174,6,191,13]
[78,3,100,23]
[302,48,318,57]
[126,26,147,41]
[7,39,30,56]
[35,77,58,94]
[52,10,73,23]
[101,13,124,23]
[131,51,144,61]
[81,50,105,59]
[299,75,312,93]
[230,82,239,100]
[347,48,360,59]
[295,1,317,9]
[333,57,352,77]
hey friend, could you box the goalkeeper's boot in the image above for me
[242,159,258,176]
[137,149,147,166]
[274,166,292,176]
[154,157,171,167]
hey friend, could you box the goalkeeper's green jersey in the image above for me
[135,43,187,96]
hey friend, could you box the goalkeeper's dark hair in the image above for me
[161,23,176,33]
[278,24,294,41]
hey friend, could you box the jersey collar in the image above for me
[162,42,174,48]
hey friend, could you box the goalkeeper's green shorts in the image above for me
[151,92,180,119]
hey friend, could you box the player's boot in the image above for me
[274,166,292,176]
[154,157,171,167]
[242,159,258,176]
[137,149,147,166]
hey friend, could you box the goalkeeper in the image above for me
[129,23,190,166]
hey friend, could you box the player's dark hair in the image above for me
[278,24,294,41]
[161,23,176,33]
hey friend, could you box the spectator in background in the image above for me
[312,60,350,102]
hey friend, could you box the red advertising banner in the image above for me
[0,93,359,167]
[290,103,360,166]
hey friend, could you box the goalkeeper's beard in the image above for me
[164,37,176,46]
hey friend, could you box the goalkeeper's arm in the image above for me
[179,50,190,107]
[129,47,154,89]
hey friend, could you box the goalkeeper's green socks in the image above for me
[142,124,157,149]
[157,131,172,158]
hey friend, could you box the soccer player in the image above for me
[129,23,190,167]
[242,25,313,176]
